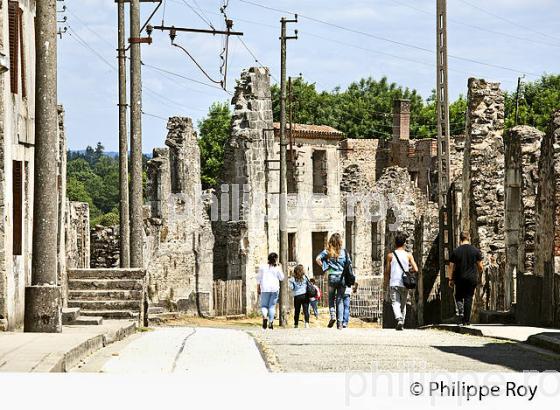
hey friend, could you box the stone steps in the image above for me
[62,307,104,326]
[68,289,143,301]
[68,300,141,311]
[67,268,146,323]
[69,269,145,280]
[68,279,144,291]
[79,309,140,320]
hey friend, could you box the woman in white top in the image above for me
[383,233,418,330]
[257,252,285,330]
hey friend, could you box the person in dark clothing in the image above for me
[289,264,310,328]
[449,231,484,325]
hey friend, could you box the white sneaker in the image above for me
[304,322,309,328]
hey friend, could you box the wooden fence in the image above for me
[213,279,244,316]
[316,276,383,321]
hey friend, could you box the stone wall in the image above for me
[462,78,506,316]
[65,201,90,270]
[504,126,543,309]
[145,117,214,316]
[90,226,120,268]
[213,67,274,313]
[534,110,560,327]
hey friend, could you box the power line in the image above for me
[385,0,560,48]
[142,111,169,121]
[237,0,541,76]
[67,26,116,72]
[66,7,115,49]
[142,61,232,94]
[181,0,215,29]
[237,37,279,83]
[455,0,560,43]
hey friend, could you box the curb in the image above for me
[419,324,484,337]
[52,321,137,372]
[527,334,560,355]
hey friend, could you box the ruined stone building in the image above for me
[0,1,37,330]
[144,117,214,316]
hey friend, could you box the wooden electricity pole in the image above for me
[278,16,298,327]
[117,0,130,268]
[25,0,62,333]
[436,0,454,323]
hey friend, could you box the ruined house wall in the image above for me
[213,67,273,313]
[462,78,506,315]
[340,138,381,276]
[534,111,560,327]
[504,126,543,311]
[281,135,344,276]
[65,201,90,270]
[90,226,120,268]
[145,117,214,316]
[0,0,37,330]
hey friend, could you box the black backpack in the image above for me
[305,276,317,299]
[342,250,356,287]
[393,251,417,290]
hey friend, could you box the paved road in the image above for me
[74,327,267,374]
[250,328,560,372]
[74,326,560,373]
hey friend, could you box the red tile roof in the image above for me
[273,122,344,139]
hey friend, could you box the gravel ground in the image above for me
[250,328,560,372]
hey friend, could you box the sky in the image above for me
[58,0,560,152]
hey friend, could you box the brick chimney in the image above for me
[392,99,411,141]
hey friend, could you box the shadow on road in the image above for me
[433,342,560,372]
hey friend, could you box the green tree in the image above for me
[504,74,560,131]
[198,102,232,188]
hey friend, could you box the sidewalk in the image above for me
[0,320,137,372]
[423,324,560,354]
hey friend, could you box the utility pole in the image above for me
[436,0,454,324]
[25,0,62,333]
[129,0,145,268]
[514,75,524,125]
[278,16,298,327]
[117,0,130,267]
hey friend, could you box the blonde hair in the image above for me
[293,264,305,281]
[327,233,343,259]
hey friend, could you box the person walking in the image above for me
[315,233,352,329]
[289,264,310,328]
[341,283,358,328]
[449,231,484,325]
[383,233,418,331]
[308,278,321,320]
[257,252,284,330]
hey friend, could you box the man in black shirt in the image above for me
[449,231,484,325]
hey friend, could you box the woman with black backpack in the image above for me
[289,264,310,328]
[315,233,354,330]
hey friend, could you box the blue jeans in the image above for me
[260,291,279,322]
[309,300,319,318]
[342,293,351,326]
[328,274,345,323]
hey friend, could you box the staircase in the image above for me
[68,269,147,322]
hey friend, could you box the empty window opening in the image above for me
[288,233,297,262]
[312,150,327,194]
[13,161,23,256]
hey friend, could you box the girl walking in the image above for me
[257,252,284,330]
[315,233,353,329]
[289,264,310,328]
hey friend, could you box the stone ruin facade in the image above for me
[213,67,277,313]
[90,226,120,268]
[144,117,214,315]
[212,69,560,327]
